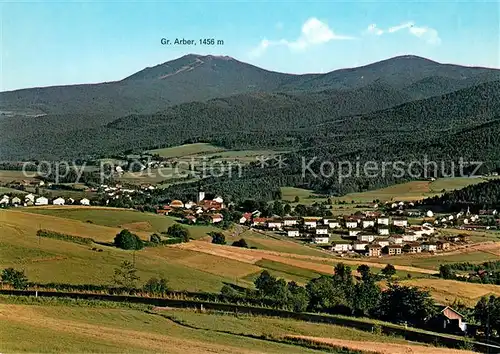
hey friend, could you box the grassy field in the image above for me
[400,279,500,306]
[0,170,39,183]
[23,206,216,239]
[0,303,330,353]
[281,177,500,206]
[148,143,226,158]
[0,186,27,195]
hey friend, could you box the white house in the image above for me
[357,233,375,243]
[426,210,434,217]
[80,198,91,206]
[35,196,49,206]
[184,201,196,209]
[312,236,329,244]
[392,218,408,227]
[53,197,65,205]
[213,196,224,204]
[345,221,358,229]
[287,229,300,237]
[388,235,404,244]
[331,242,351,253]
[324,219,341,228]
[303,219,318,228]
[25,193,35,203]
[348,229,362,237]
[315,226,329,235]
[422,242,437,252]
[267,220,283,230]
[11,196,21,206]
[0,195,9,205]
[210,214,223,223]
[376,238,390,248]
[283,218,298,226]
[362,219,376,229]
[402,233,419,242]
[377,217,390,225]
[353,241,369,252]
[377,226,390,236]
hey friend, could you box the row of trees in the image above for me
[439,262,500,285]
[114,224,191,251]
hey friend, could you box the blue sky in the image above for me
[1,1,499,91]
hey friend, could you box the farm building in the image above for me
[53,197,65,205]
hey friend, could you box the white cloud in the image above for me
[365,21,441,45]
[250,17,353,58]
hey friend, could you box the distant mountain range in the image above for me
[1,54,500,166]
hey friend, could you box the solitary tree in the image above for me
[114,229,143,250]
[209,231,226,245]
[381,264,397,278]
[166,224,190,242]
[1,268,28,289]
[113,261,140,289]
[143,277,169,295]
[232,238,249,248]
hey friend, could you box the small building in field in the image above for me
[367,244,382,257]
[345,220,359,229]
[287,229,300,237]
[430,306,467,333]
[35,196,49,206]
[387,244,403,255]
[53,197,65,205]
[312,236,329,244]
[239,212,252,224]
[25,193,35,205]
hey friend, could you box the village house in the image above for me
[331,242,351,253]
[199,199,223,211]
[283,217,298,227]
[252,217,269,227]
[377,216,390,225]
[348,228,362,237]
[361,218,376,229]
[267,219,283,230]
[436,240,450,250]
[53,197,65,205]
[344,216,360,229]
[239,212,253,224]
[430,306,467,333]
[352,241,369,252]
[303,218,318,229]
[388,235,404,244]
[170,200,184,209]
[210,213,223,224]
[445,234,470,243]
[315,226,329,235]
[376,238,390,248]
[377,226,390,236]
[35,196,49,206]
[426,210,434,217]
[11,196,21,206]
[0,195,9,205]
[422,242,437,252]
[387,244,403,255]
[287,229,300,237]
[409,225,435,238]
[367,244,382,257]
[402,233,419,242]
[357,233,376,243]
[324,219,341,228]
[312,235,329,244]
[185,215,197,224]
[392,217,408,228]
[184,201,196,209]
[25,193,35,206]
[406,242,422,253]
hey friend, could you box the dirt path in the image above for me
[286,335,475,354]
[175,241,437,275]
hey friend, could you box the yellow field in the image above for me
[148,143,226,158]
[401,279,500,307]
